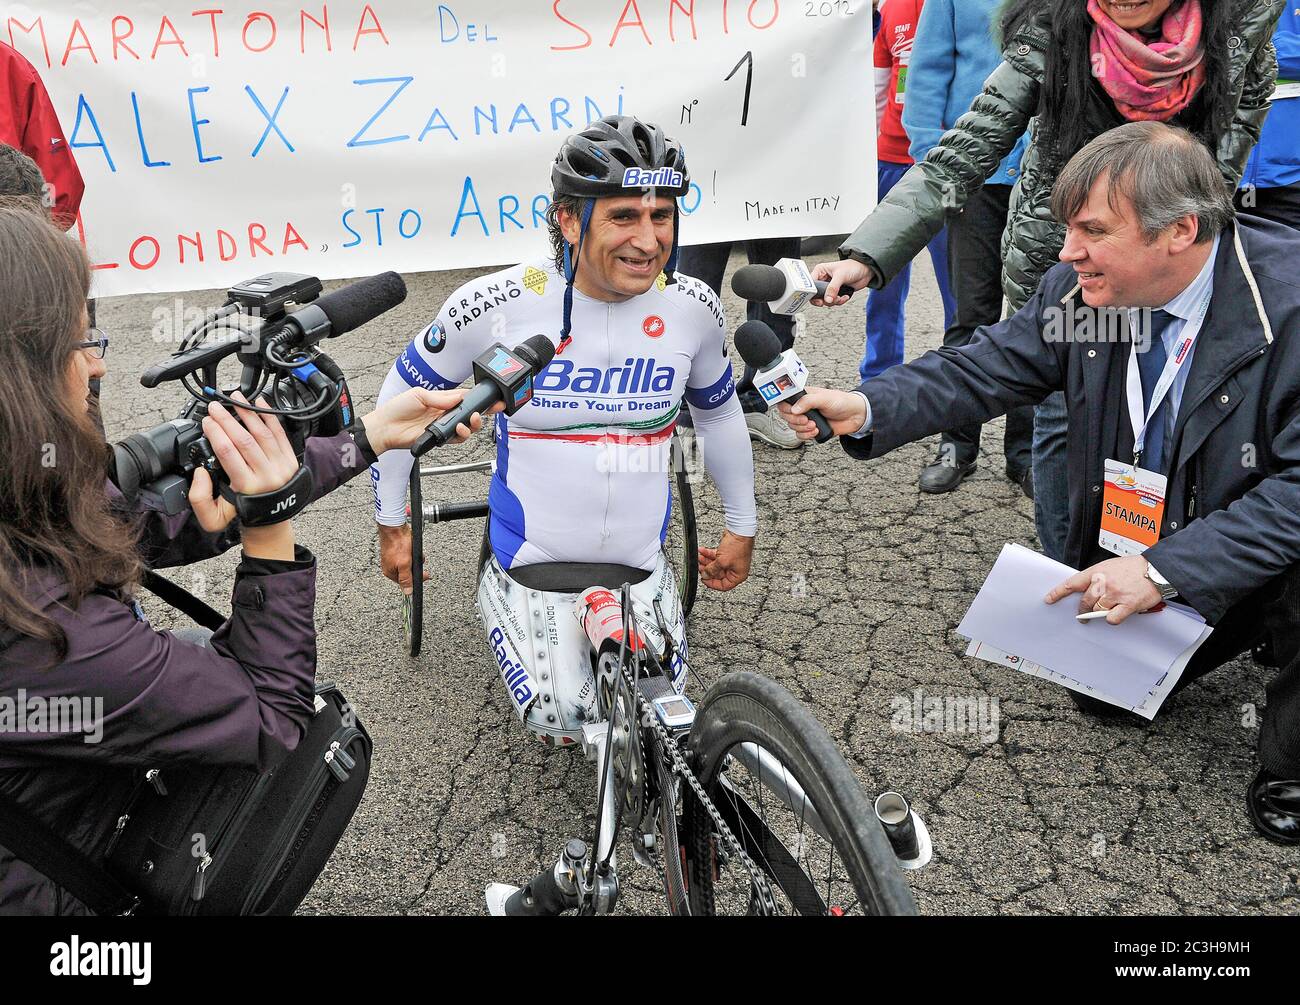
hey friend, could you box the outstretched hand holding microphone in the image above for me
[810,258,878,307]
[726,257,872,441]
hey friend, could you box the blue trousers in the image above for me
[860,159,958,382]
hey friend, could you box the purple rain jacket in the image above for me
[0,432,369,915]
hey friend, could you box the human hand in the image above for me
[811,259,876,306]
[699,530,755,592]
[1045,556,1163,625]
[777,387,867,440]
[361,387,500,454]
[377,523,426,596]
[189,393,300,533]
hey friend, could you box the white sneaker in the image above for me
[485,883,520,916]
[745,408,803,450]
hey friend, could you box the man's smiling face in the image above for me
[1057,170,1200,309]
[560,194,675,302]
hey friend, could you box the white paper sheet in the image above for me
[957,543,1213,714]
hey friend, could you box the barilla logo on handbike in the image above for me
[621,167,684,189]
[577,587,645,654]
[489,626,535,710]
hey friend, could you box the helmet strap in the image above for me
[664,202,681,285]
[560,197,595,353]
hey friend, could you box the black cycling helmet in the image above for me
[551,115,691,351]
[551,115,690,199]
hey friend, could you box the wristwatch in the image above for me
[1144,560,1179,601]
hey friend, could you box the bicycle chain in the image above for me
[622,665,777,916]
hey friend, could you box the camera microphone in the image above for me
[273,270,408,347]
[731,259,856,315]
[732,320,833,443]
[411,334,557,456]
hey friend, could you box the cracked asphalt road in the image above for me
[97,249,1300,916]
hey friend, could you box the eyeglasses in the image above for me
[74,327,109,360]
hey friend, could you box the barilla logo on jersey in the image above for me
[487,347,526,379]
[642,315,665,338]
[536,357,676,394]
[621,167,684,189]
[490,627,535,710]
[1174,337,1193,366]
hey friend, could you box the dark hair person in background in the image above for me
[812,0,1284,563]
[0,203,489,914]
[0,142,46,213]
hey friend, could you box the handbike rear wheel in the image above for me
[664,432,699,617]
[682,672,917,916]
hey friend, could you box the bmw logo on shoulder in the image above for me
[423,320,447,353]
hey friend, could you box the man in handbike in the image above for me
[370,115,758,909]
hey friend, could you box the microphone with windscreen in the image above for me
[731,259,856,315]
[411,334,557,456]
[140,272,408,388]
[733,321,833,443]
[273,270,408,347]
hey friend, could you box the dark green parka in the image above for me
[841,0,1285,313]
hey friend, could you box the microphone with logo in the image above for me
[730,258,858,315]
[411,334,556,456]
[733,320,834,443]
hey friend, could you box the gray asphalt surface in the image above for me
[97,249,1300,916]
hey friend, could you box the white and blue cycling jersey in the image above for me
[372,258,757,571]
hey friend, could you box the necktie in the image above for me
[1136,309,1179,473]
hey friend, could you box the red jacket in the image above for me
[0,42,84,228]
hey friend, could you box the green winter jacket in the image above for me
[841,0,1284,313]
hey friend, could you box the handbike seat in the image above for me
[505,561,652,594]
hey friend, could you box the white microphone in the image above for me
[730,258,857,315]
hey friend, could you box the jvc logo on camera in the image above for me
[50,937,151,985]
[271,493,298,516]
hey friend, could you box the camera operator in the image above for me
[0,202,490,915]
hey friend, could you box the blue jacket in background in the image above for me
[901,0,1027,185]
[1242,7,1300,191]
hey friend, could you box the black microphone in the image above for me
[731,261,856,314]
[277,271,408,346]
[733,320,834,443]
[140,273,409,388]
[412,334,557,456]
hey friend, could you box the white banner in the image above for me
[3,1,876,297]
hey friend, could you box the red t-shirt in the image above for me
[874,0,925,165]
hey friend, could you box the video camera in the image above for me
[110,270,406,524]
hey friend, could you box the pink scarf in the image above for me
[1088,0,1207,121]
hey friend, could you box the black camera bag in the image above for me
[0,571,371,916]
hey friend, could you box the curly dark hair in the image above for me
[997,0,1234,167]
[0,143,49,212]
[545,193,583,274]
